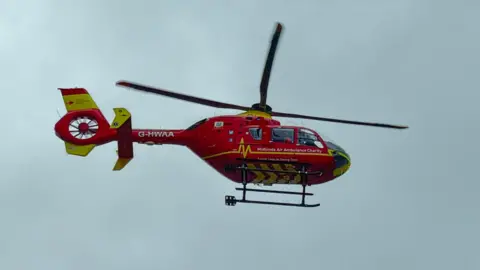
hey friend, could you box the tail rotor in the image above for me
[68,116,99,140]
[55,87,135,170]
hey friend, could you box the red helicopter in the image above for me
[54,23,408,208]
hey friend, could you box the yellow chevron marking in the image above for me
[249,163,265,183]
[272,163,289,184]
[262,164,277,185]
[244,163,306,185]
[284,163,301,184]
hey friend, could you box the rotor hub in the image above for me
[251,103,273,113]
[78,122,89,133]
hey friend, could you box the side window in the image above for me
[271,128,294,143]
[249,128,262,140]
[298,128,324,148]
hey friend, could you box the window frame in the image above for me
[270,127,295,143]
[297,128,325,148]
[248,127,263,140]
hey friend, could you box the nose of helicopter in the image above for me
[326,142,351,177]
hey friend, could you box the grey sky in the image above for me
[1,0,479,269]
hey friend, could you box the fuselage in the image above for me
[169,111,351,186]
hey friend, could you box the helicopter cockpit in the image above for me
[297,128,324,148]
[317,131,347,155]
[249,126,348,156]
[269,127,324,148]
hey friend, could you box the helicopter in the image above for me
[54,22,408,208]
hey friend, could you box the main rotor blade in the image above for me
[271,111,408,129]
[259,22,283,109]
[116,81,251,111]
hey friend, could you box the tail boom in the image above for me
[132,129,187,145]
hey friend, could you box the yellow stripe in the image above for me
[203,137,332,160]
[202,150,330,160]
[203,151,238,160]
[249,163,265,183]
[237,110,272,118]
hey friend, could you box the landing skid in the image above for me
[224,163,321,208]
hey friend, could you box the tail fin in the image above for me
[56,88,135,170]
[59,88,100,112]
[64,142,96,156]
[110,108,134,171]
[58,88,104,157]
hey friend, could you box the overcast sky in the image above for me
[1,0,479,269]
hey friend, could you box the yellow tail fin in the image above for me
[59,88,99,112]
[64,142,95,156]
[113,157,132,171]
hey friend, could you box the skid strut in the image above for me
[224,163,321,208]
